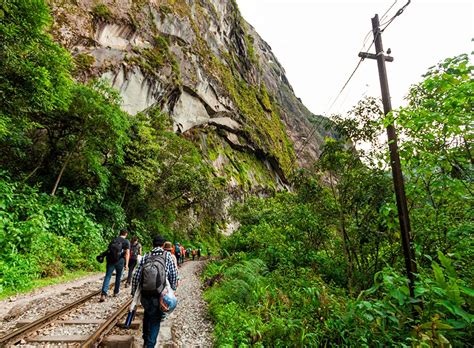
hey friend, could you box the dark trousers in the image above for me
[141,295,164,348]
[175,252,181,265]
[101,258,124,295]
[126,258,137,284]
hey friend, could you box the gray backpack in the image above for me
[141,253,167,296]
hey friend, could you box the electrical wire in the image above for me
[293,0,411,164]
[380,0,398,23]
[381,0,411,32]
[294,38,375,160]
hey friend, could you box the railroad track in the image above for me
[0,281,132,347]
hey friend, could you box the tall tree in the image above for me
[394,54,473,266]
[0,0,72,154]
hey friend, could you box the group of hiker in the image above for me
[167,242,202,266]
[97,229,204,347]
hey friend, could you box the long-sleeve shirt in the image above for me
[131,247,178,296]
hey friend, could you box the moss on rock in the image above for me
[91,3,112,21]
[203,129,278,191]
[74,53,95,71]
[126,35,181,85]
[207,54,295,178]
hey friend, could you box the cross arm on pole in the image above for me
[358,52,394,62]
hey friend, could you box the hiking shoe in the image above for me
[99,294,106,302]
[113,292,119,297]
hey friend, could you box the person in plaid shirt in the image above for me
[131,235,178,348]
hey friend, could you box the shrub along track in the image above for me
[0,279,130,347]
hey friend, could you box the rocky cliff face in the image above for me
[49,0,331,191]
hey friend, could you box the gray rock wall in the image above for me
[49,0,332,189]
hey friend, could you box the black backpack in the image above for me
[141,253,167,296]
[106,237,123,264]
[130,243,141,260]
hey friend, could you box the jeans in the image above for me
[141,295,164,348]
[126,258,137,285]
[101,258,124,295]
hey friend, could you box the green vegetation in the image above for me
[0,175,107,292]
[91,3,112,21]
[128,35,181,85]
[2,2,471,346]
[159,4,173,16]
[204,130,277,191]
[0,0,221,296]
[209,55,295,177]
[203,54,473,346]
[74,53,95,71]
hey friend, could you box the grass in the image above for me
[0,270,100,300]
[91,3,112,21]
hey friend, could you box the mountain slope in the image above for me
[49,0,330,189]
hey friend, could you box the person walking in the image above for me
[179,244,185,264]
[100,229,130,302]
[126,236,142,287]
[174,242,181,266]
[131,235,178,348]
[164,241,178,269]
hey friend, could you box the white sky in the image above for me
[236,0,473,116]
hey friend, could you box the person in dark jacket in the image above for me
[126,236,142,287]
[100,229,130,302]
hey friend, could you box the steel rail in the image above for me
[0,289,101,347]
[80,297,132,348]
[0,279,122,347]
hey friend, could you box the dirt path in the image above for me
[157,259,214,347]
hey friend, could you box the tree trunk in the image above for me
[51,133,84,196]
[463,136,473,165]
[328,173,354,292]
[111,182,130,231]
[120,182,129,206]
[51,151,73,196]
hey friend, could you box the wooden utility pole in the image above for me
[359,14,417,302]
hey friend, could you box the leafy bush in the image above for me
[0,0,226,297]
[206,167,472,345]
[92,4,112,21]
[0,175,107,294]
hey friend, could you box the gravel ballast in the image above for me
[164,259,214,347]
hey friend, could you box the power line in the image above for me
[326,55,365,113]
[294,38,375,160]
[323,0,401,118]
[293,0,410,164]
[324,0,404,117]
[381,0,411,32]
[380,0,398,23]
[324,29,373,114]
